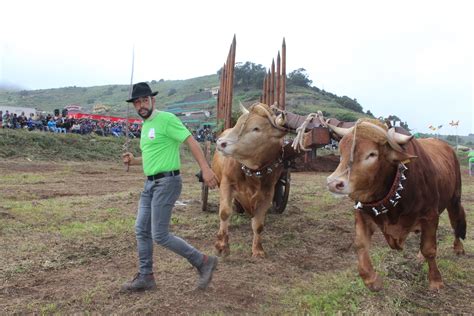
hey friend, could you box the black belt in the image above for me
[147,170,180,181]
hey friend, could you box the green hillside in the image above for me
[0,75,219,117]
[0,72,369,125]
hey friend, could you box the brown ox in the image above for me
[213,102,287,257]
[327,119,466,291]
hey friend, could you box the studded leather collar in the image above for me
[353,162,408,216]
[241,157,283,177]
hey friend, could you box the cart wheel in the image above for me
[270,169,291,214]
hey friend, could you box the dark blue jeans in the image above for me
[135,175,204,274]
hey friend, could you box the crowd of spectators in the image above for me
[1,110,218,143]
[1,110,141,138]
[192,125,216,142]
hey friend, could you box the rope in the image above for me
[291,111,326,152]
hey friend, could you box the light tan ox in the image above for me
[326,119,466,291]
[213,102,287,258]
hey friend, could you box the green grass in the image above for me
[0,128,140,161]
[284,270,367,314]
[0,173,47,184]
[58,218,135,238]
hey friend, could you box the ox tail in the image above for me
[450,152,466,240]
[451,198,467,240]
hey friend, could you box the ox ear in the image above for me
[239,102,249,115]
[388,149,418,164]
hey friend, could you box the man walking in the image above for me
[122,82,219,291]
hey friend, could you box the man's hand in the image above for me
[201,166,219,189]
[122,152,135,167]
[185,136,219,189]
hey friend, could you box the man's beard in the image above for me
[138,108,152,119]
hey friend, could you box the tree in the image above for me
[335,112,357,122]
[447,135,456,143]
[219,61,267,90]
[400,121,410,131]
[168,88,177,96]
[287,68,312,87]
[337,96,363,113]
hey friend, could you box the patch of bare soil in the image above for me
[1,160,473,314]
[292,154,340,172]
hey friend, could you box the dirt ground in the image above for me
[0,159,473,314]
[292,153,340,172]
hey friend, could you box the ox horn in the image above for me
[239,101,249,115]
[326,122,354,137]
[388,128,413,145]
[269,103,287,127]
[275,112,286,127]
[254,103,287,131]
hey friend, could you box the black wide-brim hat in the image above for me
[126,82,159,102]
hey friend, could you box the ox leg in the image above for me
[354,211,382,291]
[420,218,444,290]
[447,202,466,255]
[251,209,266,258]
[215,183,232,257]
[416,251,425,264]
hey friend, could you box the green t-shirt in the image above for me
[469,150,474,162]
[140,111,191,176]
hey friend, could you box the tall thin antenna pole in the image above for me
[128,45,135,100]
[123,45,135,171]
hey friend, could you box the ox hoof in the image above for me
[429,281,444,291]
[416,251,425,264]
[251,250,266,259]
[454,239,465,255]
[215,244,230,257]
[454,246,465,256]
[366,274,383,292]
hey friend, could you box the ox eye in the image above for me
[366,152,378,160]
[252,127,260,132]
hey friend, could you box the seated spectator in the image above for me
[56,116,67,133]
[111,124,123,137]
[70,122,81,134]
[47,118,59,133]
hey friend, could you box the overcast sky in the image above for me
[1,0,472,135]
